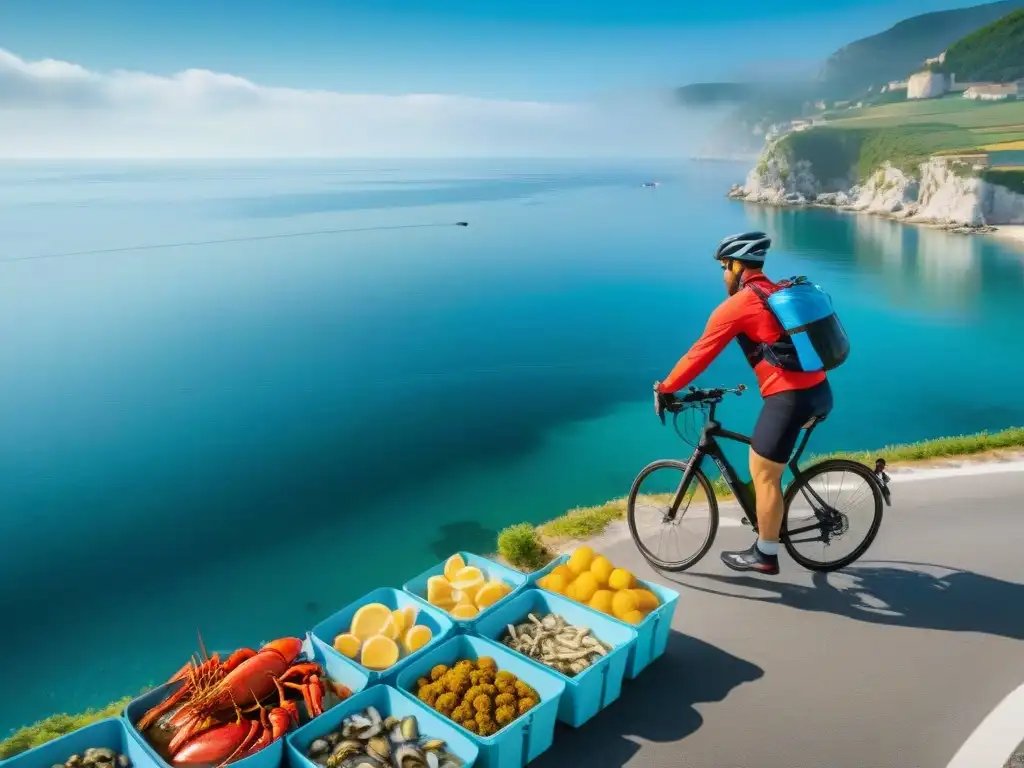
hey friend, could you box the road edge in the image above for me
[947,681,1024,768]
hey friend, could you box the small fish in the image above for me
[500,613,611,677]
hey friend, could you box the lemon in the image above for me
[612,590,639,620]
[567,546,595,575]
[427,575,454,607]
[573,572,599,603]
[444,553,467,583]
[389,609,409,636]
[633,589,660,613]
[361,635,400,670]
[565,582,579,601]
[403,625,433,654]
[332,632,361,659]
[400,605,418,629]
[474,581,508,610]
[379,614,401,641]
[588,589,614,615]
[590,555,614,586]
[454,590,476,607]
[351,602,392,641]
[537,575,550,590]
[544,573,568,595]
[608,568,636,591]
[451,567,485,600]
[550,564,574,582]
[450,603,480,620]
[621,610,645,626]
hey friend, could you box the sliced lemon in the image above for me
[444,554,467,583]
[427,575,454,607]
[351,602,392,641]
[403,625,433,654]
[474,581,509,610]
[361,635,400,670]
[390,609,408,636]
[450,603,480,621]
[332,632,361,659]
[450,567,485,599]
[379,613,401,641]
[454,589,476,607]
[400,606,418,629]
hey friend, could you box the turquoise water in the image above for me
[1,159,1023,734]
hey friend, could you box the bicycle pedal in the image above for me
[740,517,751,526]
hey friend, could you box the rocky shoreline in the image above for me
[726,140,1024,235]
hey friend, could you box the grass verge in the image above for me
[6,426,1024,757]
[497,426,1024,570]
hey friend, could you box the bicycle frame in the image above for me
[665,398,827,540]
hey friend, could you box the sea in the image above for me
[1,159,1022,734]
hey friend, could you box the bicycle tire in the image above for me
[782,458,884,572]
[627,459,719,572]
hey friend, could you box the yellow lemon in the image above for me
[544,573,568,595]
[389,609,408,637]
[567,546,595,575]
[451,603,480,620]
[590,555,614,586]
[351,602,392,641]
[402,625,433,654]
[551,564,573,582]
[379,614,401,641]
[451,567,485,600]
[608,568,636,591]
[536,575,550,590]
[361,635,400,670]
[427,575,454,606]
[588,589,614,615]
[633,589,660,613]
[332,632,360,659]
[573,572,599,603]
[400,605,418,629]
[444,554,467,583]
[475,581,508,610]
[612,590,639,620]
[621,610,645,626]
[565,582,579,601]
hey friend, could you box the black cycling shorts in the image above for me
[751,380,834,464]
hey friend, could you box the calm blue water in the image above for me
[1,159,1022,734]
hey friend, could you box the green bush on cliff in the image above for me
[937,8,1024,83]
[0,697,136,760]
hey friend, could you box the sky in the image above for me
[0,0,980,157]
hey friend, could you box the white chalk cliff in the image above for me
[729,141,1024,229]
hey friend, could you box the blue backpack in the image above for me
[748,277,850,373]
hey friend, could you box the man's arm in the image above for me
[656,296,746,393]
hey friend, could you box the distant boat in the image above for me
[641,181,660,188]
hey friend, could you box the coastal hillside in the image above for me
[937,8,1024,82]
[819,0,1024,98]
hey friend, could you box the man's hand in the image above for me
[653,380,671,424]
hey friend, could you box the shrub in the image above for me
[496,523,550,571]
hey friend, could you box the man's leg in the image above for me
[750,449,786,543]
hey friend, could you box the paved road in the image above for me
[532,468,1024,768]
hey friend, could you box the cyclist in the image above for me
[654,231,834,575]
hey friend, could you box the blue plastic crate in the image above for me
[403,553,528,630]
[529,554,679,679]
[285,685,479,768]
[474,588,637,728]
[122,639,368,768]
[311,587,455,684]
[0,718,159,768]
[394,635,565,768]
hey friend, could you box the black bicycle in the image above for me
[626,384,892,572]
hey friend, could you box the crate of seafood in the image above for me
[474,588,637,728]
[286,685,479,768]
[529,549,679,679]
[311,587,455,685]
[403,553,526,629]
[122,636,366,768]
[393,635,565,768]
[1,718,159,768]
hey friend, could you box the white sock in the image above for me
[756,538,779,557]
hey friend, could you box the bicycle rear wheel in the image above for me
[782,459,884,572]
[627,459,719,572]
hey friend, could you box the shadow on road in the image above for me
[675,560,1024,640]
[531,630,763,768]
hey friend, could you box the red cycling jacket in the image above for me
[657,273,826,398]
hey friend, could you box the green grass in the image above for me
[0,696,139,760]
[9,425,1024,757]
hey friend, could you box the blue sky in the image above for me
[0,0,976,100]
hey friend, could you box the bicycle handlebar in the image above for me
[653,383,747,424]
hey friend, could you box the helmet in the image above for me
[714,231,771,265]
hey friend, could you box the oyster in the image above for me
[307,709,464,768]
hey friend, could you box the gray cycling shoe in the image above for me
[721,543,780,575]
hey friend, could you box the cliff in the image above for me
[729,137,1024,229]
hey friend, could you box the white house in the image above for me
[924,50,947,67]
[963,83,1019,101]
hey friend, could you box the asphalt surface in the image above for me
[532,467,1024,768]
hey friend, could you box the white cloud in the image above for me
[0,48,709,158]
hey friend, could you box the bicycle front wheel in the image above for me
[627,459,719,572]
[782,459,884,572]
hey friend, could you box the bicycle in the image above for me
[626,384,892,573]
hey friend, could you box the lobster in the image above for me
[138,636,329,745]
[170,679,300,767]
